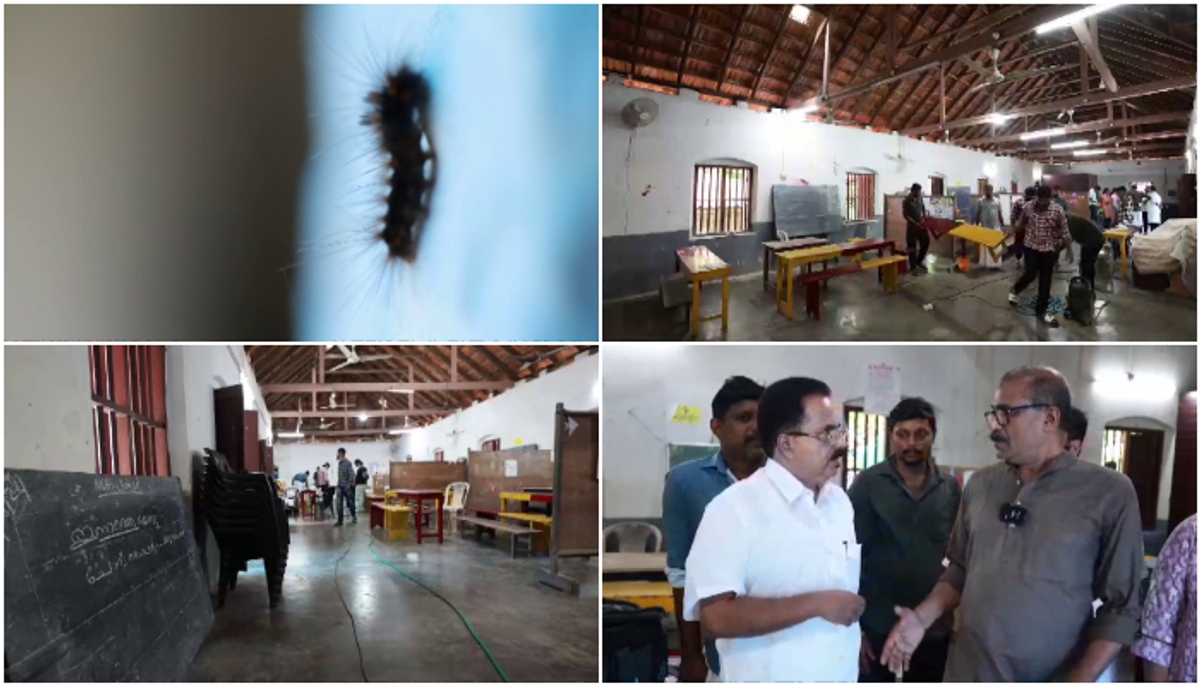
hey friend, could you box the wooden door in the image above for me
[243,411,260,472]
[213,385,245,471]
[1123,429,1165,530]
[1169,392,1197,531]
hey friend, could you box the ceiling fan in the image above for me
[960,48,1049,94]
[326,344,391,373]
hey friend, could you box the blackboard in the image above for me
[4,469,213,681]
[668,443,716,471]
[771,184,843,237]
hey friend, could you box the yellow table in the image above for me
[676,246,732,336]
[1103,228,1134,279]
[602,581,675,613]
[775,244,843,319]
[372,503,412,541]
[949,224,1009,264]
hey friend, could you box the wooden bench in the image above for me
[796,254,908,321]
[456,514,537,558]
[371,503,413,541]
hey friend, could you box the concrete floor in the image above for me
[605,255,1196,342]
[187,519,598,682]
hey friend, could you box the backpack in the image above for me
[1064,276,1095,325]
[603,600,669,682]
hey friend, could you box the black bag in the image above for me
[603,600,669,682]
[1064,275,1095,325]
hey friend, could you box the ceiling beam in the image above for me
[903,75,1196,135]
[262,381,513,393]
[845,4,937,121]
[470,346,520,381]
[858,5,964,126]
[795,5,1082,111]
[896,4,1028,54]
[1114,11,1197,53]
[783,17,829,101]
[716,5,750,96]
[956,111,1191,147]
[676,6,700,87]
[749,6,792,104]
[272,409,451,419]
[1009,130,1188,154]
[1072,18,1118,93]
[277,429,414,439]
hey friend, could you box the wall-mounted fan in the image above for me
[621,98,659,129]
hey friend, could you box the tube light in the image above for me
[1020,127,1067,141]
[790,5,811,24]
[987,113,1012,126]
[388,429,415,435]
[1035,4,1123,35]
[386,389,415,394]
[1074,149,1107,157]
[358,413,369,422]
[795,104,819,115]
[1051,140,1091,149]
[277,432,304,439]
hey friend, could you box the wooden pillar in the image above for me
[822,21,831,97]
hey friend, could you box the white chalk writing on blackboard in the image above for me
[5,473,32,519]
[93,478,142,497]
[84,529,185,585]
[69,515,161,551]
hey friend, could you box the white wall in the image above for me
[165,345,272,493]
[603,81,1038,238]
[1047,159,1186,198]
[603,345,1195,521]
[398,352,600,462]
[5,346,97,472]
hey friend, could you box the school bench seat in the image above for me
[796,254,908,321]
[455,514,537,558]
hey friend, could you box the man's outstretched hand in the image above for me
[881,606,926,677]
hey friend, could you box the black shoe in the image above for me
[334,521,344,526]
[351,518,358,524]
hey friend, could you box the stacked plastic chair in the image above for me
[199,449,290,609]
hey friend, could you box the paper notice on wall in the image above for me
[504,459,518,477]
[866,364,901,416]
[670,404,703,424]
[513,438,524,446]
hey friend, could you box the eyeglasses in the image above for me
[999,502,1029,528]
[983,404,1050,427]
[783,425,848,446]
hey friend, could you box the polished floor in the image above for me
[604,254,1196,342]
[187,518,598,682]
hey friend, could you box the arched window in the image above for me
[693,159,755,236]
[846,169,877,222]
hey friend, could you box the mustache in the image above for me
[830,447,848,463]
[990,430,1008,444]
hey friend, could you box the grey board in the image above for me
[953,187,972,215]
[4,469,213,682]
[772,184,843,237]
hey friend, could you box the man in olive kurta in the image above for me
[850,397,960,682]
[881,366,1144,681]
[902,183,929,274]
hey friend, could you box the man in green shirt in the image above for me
[1065,213,1105,290]
[850,397,960,682]
[902,183,929,274]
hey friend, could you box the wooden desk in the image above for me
[500,491,554,506]
[676,246,732,337]
[762,237,827,291]
[366,494,387,528]
[371,503,413,541]
[949,224,1008,264]
[603,581,675,613]
[1104,228,1134,279]
[385,489,445,544]
[603,552,667,575]
[775,244,843,318]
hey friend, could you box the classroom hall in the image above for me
[600,344,1198,683]
[601,4,1198,342]
[4,345,599,682]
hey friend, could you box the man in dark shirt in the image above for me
[662,376,765,681]
[1065,407,1088,457]
[902,183,929,274]
[1066,213,1105,290]
[882,366,1143,681]
[850,397,960,682]
[335,449,357,526]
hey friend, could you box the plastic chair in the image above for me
[603,522,663,553]
[443,482,470,533]
[284,487,298,519]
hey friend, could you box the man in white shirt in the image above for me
[1145,185,1163,231]
[684,377,866,682]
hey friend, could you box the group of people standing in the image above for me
[291,451,371,525]
[1093,185,1164,234]
[663,372,1196,683]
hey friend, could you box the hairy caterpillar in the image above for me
[292,5,599,340]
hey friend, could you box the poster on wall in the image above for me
[866,364,901,416]
[504,459,518,477]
